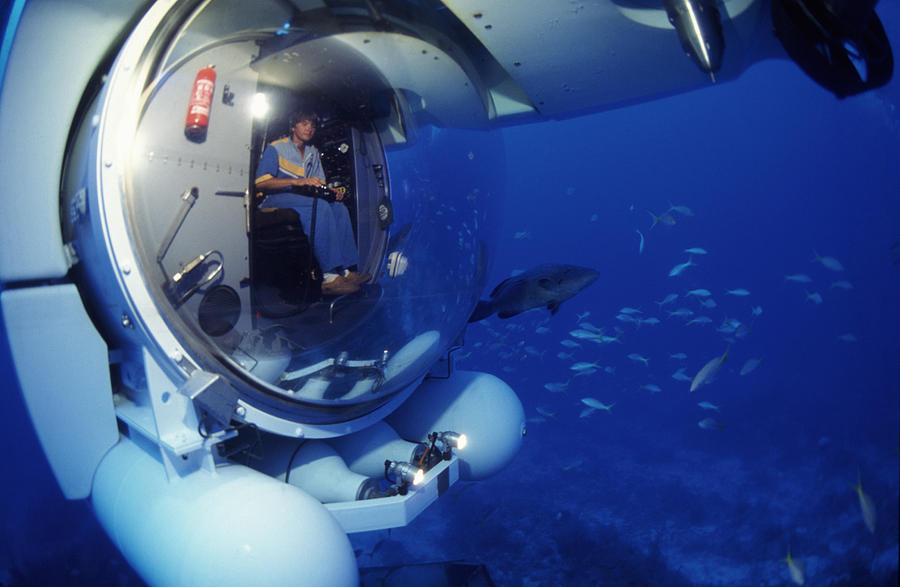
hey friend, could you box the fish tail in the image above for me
[647,210,658,229]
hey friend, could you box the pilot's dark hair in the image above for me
[288,108,319,128]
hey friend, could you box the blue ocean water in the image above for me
[2,4,900,587]
[355,37,900,585]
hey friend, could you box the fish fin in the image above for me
[468,300,495,323]
[489,277,513,297]
[548,301,561,315]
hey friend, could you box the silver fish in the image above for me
[581,397,615,412]
[668,258,696,277]
[627,353,649,366]
[656,293,679,307]
[785,273,812,283]
[690,348,729,392]
[570,329,603,340]
[648,210,677,229]
[739,358,762,376]
[698,417,723,430]
[672,369,692,382]
[570,361,600,371]
[667,202,695,216]
[812,251,844,272]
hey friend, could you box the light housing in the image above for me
[440,430,468,451]
[385,460,424,487]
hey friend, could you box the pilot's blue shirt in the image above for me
[253,136,359,273]
[255,137,325,189]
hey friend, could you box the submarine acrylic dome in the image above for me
[61,0,506,438]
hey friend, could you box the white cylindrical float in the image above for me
[91,436,358,587]
[253,436,378,503]
[328,420,423,478]
[387,370,525,481]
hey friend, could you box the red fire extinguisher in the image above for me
[185,65,216,141]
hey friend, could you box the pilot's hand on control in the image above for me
[296,177,323,187]
[330,187,343,201]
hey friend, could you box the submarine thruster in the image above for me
[0,1,893,585]
[772,0,894,97]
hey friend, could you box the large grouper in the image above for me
[469,264,599,322]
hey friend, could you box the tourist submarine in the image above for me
[0,1,891,585]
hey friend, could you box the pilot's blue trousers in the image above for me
[260,193,359,273]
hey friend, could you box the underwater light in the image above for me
[440,431,467,451]
[385,460,424,487]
